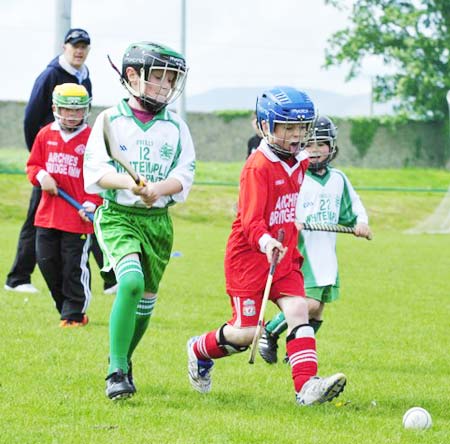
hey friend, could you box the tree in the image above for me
[324,0,450,120]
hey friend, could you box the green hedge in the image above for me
[1,101,449,168]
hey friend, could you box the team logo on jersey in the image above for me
[242,299,256,317]
[120,144,127,152]
[74,144,86,155]
[275,179,285,186]
[160,143,174,160]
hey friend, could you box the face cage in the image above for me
[264,119,315,159]
[53,106,90,131]
[307,136,337,171]
[133,62,187,113]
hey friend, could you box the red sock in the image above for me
[287,334,318,392]
[193,330,228,360]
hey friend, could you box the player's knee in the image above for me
[283,297,308,324]
[306,297,321,317]
[218,324,250,354]
[118,271,144,297]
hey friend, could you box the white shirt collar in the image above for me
[51,121,87,142]
[258,139,308,175]
[58,54,88,82]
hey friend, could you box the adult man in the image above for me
[5,28,92,293]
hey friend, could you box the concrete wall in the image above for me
[1,101,448,168]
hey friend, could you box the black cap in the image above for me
[64,28,90,45]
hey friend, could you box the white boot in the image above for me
[187,336,214,394]
[296,373,347,406]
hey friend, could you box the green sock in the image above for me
[266,312,288,337]
[127,296,157,361]
[310,318,323,333]
[108,258,144,375]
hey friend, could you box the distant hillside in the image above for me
[186,87,394,117]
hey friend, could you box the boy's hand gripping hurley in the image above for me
[248,228,285,364]
[103,113,145,187]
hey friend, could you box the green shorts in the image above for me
[94,200,173,293]
[306,284,340,303]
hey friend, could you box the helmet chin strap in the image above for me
[57,120,82,132]
[263,127,301,161]
[135,96,159,114]
[137,97,163,114]
[54,111,86,132]
[267,142,296,161]
[308,159,328,172]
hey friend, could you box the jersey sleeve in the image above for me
[295,189,306,223]
[238,165,270,250]
[26,128,48,186]
[166,118,196,204]
[83,110,117,194]
[338,172,368,226]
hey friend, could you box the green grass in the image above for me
[0,147,29,173]
[2,146,450,190]
[0,169,449,444]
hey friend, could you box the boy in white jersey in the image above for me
[84,42,195,400]
[259,115,372,364]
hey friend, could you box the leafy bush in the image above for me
[214,110,252,123]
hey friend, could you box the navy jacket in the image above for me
[23,56,92,150]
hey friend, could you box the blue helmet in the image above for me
[256,86,316,158]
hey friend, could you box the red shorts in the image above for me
[227,269,305,328]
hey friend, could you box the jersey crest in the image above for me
[243,299,256,317]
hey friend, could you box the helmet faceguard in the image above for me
[118,42,187,113]
[306,115,338,172]
[256,87,316,160]
[52,83,91,131]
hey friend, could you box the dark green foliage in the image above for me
[214,109,252,123]
[349,117,380,158]
[325,0,450,120]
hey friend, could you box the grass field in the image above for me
[1,163,449,444]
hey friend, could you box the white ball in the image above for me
[402,407,432,430]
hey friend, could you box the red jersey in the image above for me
[225,142,309,296]
[27,122,102,234]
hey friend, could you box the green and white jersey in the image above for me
[84,99,195,208]
[295,167,368,287]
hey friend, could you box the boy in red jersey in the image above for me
[187,87,347,405]
[26,83,101,327]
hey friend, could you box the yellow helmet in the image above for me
[52,83,91,131]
